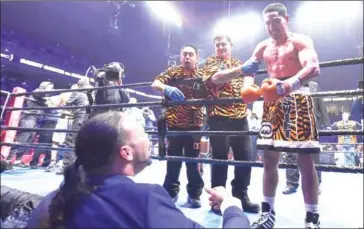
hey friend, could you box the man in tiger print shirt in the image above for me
[151,44,204,208]
[202,35,261,214]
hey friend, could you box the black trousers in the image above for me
[283,152,322,188]
[30,120,57,166]
[9,116,38,159]
[208,116,252,196]
[62,114,88,165]
[163,127,204,199]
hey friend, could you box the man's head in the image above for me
[342,112,350,121]
[78,77,91,89]
[263,3,289,41]
[39,81,54,91]
[180,44,198,70]
[75,111,150,176]
[213,35,233,60]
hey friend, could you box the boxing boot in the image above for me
[305,212,320,229]
[251,202,276,228]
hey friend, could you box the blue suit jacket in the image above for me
[27,175,250,228]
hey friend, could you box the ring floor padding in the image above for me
[1,161,363,228]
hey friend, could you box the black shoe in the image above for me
[251,202,276,228]
[0,160,13,172]
[185,196,201,209]
[305,212,320,228]
[282,186,297,195]
[236,191,260,213]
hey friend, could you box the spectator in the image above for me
[7,81,54,166]
[90,62,130,117]
[27,112,250,228]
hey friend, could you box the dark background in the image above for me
[1,1,363,109]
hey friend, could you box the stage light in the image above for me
[213,12,262,41]
[295,1,363,30]
[146,1,183,27]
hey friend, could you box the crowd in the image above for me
[1,29,92,75]
[0,2,363,229]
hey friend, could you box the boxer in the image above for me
[241,3,321,228]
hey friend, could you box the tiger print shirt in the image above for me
[202,56,247,119]
[155,65,204,128]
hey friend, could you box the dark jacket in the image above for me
[94,78,130,107]
[22,89,48,118]
[308,81,330,128]
[27,175,250,228]
[66,92,89,118]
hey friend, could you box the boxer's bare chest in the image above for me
[263,40,302,78]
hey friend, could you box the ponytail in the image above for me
[48,160,88,228]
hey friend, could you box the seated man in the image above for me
[27,111,250,228]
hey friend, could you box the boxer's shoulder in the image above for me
[289,33,314,47]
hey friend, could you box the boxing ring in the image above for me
[1,57,364,228]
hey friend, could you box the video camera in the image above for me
[142,107,150,114]
[92,62,126,81]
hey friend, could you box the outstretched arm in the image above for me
[210,41,267,85]
[243,40,267,87]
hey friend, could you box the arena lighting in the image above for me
[0,53,14,61]
[146,1,183,27]
[18,57,93,82]
[295,1,363,29]
[213,13,262,41]
[43,65,65,75]
[19,58,43,68]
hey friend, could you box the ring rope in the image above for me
[321,143,363,146]
[1,142,362,174]
[20,111,74,119]
[150,156,363,174]
[3,89,364,112]
[11,82,153,97]
[3,141,360,155]
[9,57,364,97]
[2,126,363,136]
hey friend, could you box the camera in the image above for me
[94,62,126,81]
[142,107,149,113]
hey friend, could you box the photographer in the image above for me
[142,106,156,132]
[90,62,130,117]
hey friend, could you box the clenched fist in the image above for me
[240,84,262,104]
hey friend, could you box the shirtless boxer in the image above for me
[240,3,321,228]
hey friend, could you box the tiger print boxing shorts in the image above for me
[256,89,320,153]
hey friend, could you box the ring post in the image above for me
[157,113,167,157]
[1,87,27,161]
